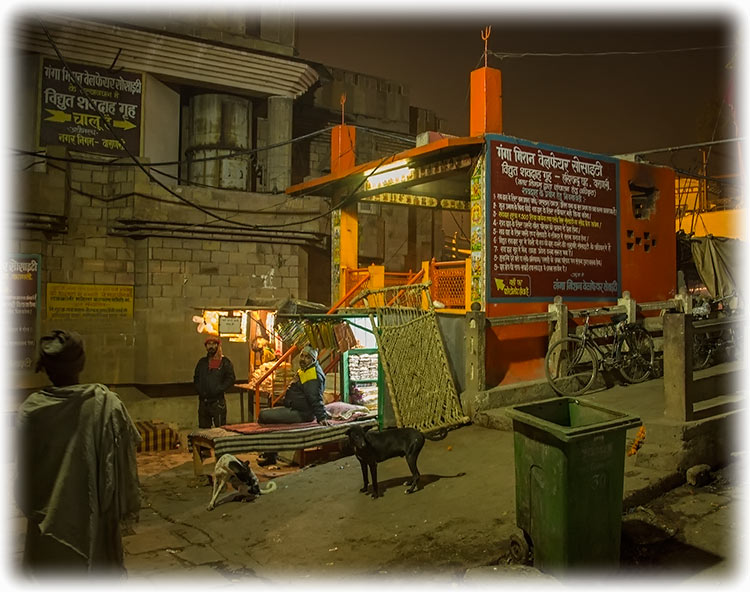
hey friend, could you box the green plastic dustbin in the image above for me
[505,396,642,574]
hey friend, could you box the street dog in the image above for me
[207,453,277,511]
[347,424,445,498]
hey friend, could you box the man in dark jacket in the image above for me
[257,345,331,466]
[194,336,236,428]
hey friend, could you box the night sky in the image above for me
[296,9,741,176]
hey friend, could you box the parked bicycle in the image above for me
[692,293,742,370]
[545,307,655,396]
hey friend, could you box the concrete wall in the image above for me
[436,313,466,394]
[117,10,296,57]
[143,74,180,183]
[482,158,678,388]
[313,68,410,134]
[619,161,677,303]
[10,154,322,391]
[9,35,450,401]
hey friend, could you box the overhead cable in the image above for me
[490,44,733,61]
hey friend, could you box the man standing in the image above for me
[16,330,141,576]
[194,336,236,428]
[257,345,331,466]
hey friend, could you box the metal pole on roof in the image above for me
[482,26,491,68]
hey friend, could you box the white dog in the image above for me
[207,453,277,511]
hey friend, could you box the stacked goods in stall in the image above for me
[345,350,380,412]
[348,353,378,381]
[350,384,378,410]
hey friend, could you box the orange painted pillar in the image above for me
[331,124,356,173]
[330,124,359,301]
[470,67,502,136]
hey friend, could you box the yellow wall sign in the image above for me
[47,283,134,319]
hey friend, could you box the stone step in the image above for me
[473,407,513,431]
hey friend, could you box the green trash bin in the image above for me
[506,396,642,574]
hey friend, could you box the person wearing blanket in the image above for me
[16,330,141,576]
[257,345,331,466]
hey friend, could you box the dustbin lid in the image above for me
[506,396,642,442]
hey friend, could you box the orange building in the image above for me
[286,64,676,389]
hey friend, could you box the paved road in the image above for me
[8,425,745,585]
[619,457,745,581]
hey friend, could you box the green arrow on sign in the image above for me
[44,109,71,123]
[112,119,136,130]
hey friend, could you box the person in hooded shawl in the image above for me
[256,345,331,466]
[193,336,236,428]
[16,330,141,577]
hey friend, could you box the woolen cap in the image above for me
[301,345,318,361]
[35,330,85,374]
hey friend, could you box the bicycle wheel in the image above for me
[692,334,713,370]
[618,325,655,383]
[728,326,743,362]
[545,337,599,396]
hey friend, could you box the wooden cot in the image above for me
[187,416,377,477]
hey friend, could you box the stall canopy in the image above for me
[678,231,743,301]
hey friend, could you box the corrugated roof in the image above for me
[15,16,319,98]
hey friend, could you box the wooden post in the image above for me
[663,312,693,421]
[464,305,486,392]
[464,258,472,311]
[675,285,692,314]
[420,260,431,310]
[547,296,568,345]
[546,296,568,374]
[618,290,636,323]
[368,264,385,306]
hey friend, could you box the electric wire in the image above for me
[489,45,732,61]
[37,17,278,231]
[12,123,413,168]
[13,126,337,167]
[37,17,392,232]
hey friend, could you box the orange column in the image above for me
[470,67,502,136]
[331,124,356,173]
[330,124,358,301]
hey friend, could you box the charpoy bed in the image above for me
[187,413,377,477]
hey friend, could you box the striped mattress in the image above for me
[188,416,378,459]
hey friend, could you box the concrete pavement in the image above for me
[123,362,743,582]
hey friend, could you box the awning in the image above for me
[286,136,485,210]
[15,15,319,98]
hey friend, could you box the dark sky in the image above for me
[296,10,740,174]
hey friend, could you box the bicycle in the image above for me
[692,293,742,370]
[545,307,655,397]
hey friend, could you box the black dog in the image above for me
[347,424,427,498]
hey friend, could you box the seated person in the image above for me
[257,345,331,466]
